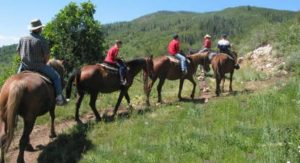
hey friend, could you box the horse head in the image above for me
[144,55,154,79]
[47,59,66,87]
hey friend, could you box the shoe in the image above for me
[120,79,127,86]
[56,94,67,106]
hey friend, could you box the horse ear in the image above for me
[150,55,153,59]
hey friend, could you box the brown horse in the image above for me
[65,56,153,123]
[145,52,210,106]
[210,51,239,96]
[0,59,65,163]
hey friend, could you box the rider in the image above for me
[217,34,239,69]
[199,34,212,53]
[168,34,188,75]
[16,19,66,105]
[104,40,127,85]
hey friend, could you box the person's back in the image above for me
[217,35,231,54]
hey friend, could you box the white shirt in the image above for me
[217,39,230,46]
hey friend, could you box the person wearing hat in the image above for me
[16,19,66,105]
[217,34,239,69]
[168,34,188,75]
[104,40,127,85]
[199,34,212,53]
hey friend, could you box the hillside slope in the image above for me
[103,6,296,58]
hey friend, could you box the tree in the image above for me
[43,1,104,71]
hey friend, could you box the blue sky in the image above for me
[0,0,299,47]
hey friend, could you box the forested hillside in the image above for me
[0,44,17,65]
[103,6,296,58]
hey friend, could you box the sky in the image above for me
[0,0,299,47]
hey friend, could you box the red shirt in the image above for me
[168,39,180,55]
[104,45,119,64]
[203,38,211,48]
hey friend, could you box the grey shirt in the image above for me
[16,32,50,70]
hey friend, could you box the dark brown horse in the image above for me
[145,52,210,106]
[210,51,239,96]
[65,56,153,123]
[0,59,65,163]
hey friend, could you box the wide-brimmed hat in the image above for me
[28,19,44,31]
[204,34,211,38]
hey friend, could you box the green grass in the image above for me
[78,77,300,163]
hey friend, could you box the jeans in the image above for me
[116,61,127,80]
[175,53,187,71]
[18,63,62,96]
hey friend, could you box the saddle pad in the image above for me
[99,63,118,71]
[167,56,191,64]
[167,56,179,63]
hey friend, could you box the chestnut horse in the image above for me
[65,56,153,123]
[210,51,239,96]
[145,52,210,106]
[0,59,65,163]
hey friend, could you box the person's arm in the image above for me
[41,39,50,63]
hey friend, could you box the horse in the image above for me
[65,56,153,123]
[210,51,239,96]
[0,59,66,163]
[145,52,210,106]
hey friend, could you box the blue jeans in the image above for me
[116,61,126,81]
[175,53,187,71]
[18,63,62,96]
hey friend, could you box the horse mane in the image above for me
[126,58,145,67]
[47,59,65,77]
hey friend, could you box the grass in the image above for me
[76,77,300,163]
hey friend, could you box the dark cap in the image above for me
[222,33,228,38]
[173,34,179,39]
[115,40,122,44]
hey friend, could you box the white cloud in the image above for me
[0,35,19,47]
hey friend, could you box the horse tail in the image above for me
[66,69,80,99]
[4,81,26,151]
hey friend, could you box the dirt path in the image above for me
[6,74,287,163]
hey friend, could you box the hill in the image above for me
[103,6,297,58]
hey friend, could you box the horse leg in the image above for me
[75,91,85,123]
[49,107,57,138]
[17,118,35,163]
[89,93,101,122]
[229,71,234,92]
[124,91,133,112]
[188,76,196,99]
[178,79,184,100]
[146,78,156,106]
[215,76,221,96]
[112,90,125,119]
[221,77,225,93]
[157,78,166,103]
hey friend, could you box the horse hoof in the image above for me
[95,118,102,122]
[17,157,25,163]
[25,144,35,152]
[76,119,83,124]
[190,95,194,99]
[49,133,57,139]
